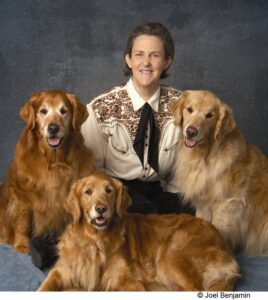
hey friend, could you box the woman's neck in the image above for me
[132,80,159,101]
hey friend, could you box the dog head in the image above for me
[20,90,88,148]
[172,90,236,148]
[65,172,131,230]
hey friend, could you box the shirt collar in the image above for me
[126,78,160,112]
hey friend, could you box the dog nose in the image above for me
[95,205,107,214]
[186,126,198,138]
[48,124,60,135]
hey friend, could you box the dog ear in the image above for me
[20,92,41,130]
[112,178,131,218]
[66,93,89,130]
[171,93,184,126]
[214,103,236,140]
[64,180,82,224]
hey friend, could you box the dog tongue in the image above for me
[185,138,197,148]
[96,217,106,225]
[48,137,61,146]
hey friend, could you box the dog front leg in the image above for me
[212,197,245,252]
[13,213,31,254]
[7,197,32,253]
[119,278,146,291]
[38,269,65,291]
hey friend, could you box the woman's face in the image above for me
[125,34,172,96]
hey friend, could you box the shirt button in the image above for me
[145,144,148,147]
[144,167,148,171]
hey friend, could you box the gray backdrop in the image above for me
[1,0,268,181]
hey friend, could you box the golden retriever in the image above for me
[38,172,239,291]
[0,90,94,254]
[172,90,268,255]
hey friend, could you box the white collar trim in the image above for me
[126,78,160,112]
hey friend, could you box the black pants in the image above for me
[30,232,59,271]
[121,179,195,215]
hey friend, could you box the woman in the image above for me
[82,22,194,215]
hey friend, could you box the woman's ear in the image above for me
[165,56,172,70]
[64,180,82,224]
[125,53,132,69]
[112,178,131,218]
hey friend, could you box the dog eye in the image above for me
[39,108,48,115]
[187,107,193,113]
[60,107,68,115]
[105,186,113,194]
[85,188,92,195]
[205,112,213,118]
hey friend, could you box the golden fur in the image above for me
[172,90,268,255]
[0,90,94,253]
[39,172,239,291]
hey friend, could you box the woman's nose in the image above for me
[142,56,151,66]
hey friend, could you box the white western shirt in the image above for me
[81,78,181,192]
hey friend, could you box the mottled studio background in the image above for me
[0,0,268,180]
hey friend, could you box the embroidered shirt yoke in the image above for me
[81,79,182,192]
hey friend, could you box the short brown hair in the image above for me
[123,22,175,79]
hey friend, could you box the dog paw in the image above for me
[14,244,30,254]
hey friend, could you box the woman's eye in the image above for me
[40,108,48,115]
